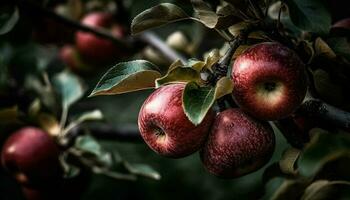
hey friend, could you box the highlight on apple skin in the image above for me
[1,127,62,188]
[200,108,275,179]
[138,83,215,158]
[232,42,307,121]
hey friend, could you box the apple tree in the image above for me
[1,0,350,199]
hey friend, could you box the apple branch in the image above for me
[299,98,350,132]
[15,0,186,63]
[67,124,143,142]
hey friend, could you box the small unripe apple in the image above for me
[232,42,307,120]
[142,46,171,67]
[59,45,93,74]
[138,84,215,158]
[200,108,275,178]
[1,127,62,187]
[166,31,190,53]
[75,12,125,65]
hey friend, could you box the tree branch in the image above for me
[67,124,143,142]
[298,98,350,132]
[137,32,187,63]
[16,0,185,63]
[16,0,131,48]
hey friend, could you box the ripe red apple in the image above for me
[200,108,275,178]
[332,18,350,29]
[232,42,307,120]
[59,45,93,74]
[75,12,125,65]
[138,83,215,158]
[1,127,62,187]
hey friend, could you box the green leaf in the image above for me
[155,67,201,88]
[75,135,104,157]
[90,60,161,97]
[301,180,350,200]
[327,37,350,61]
[314,37,336,59]
[191,0,218,28]
[216,4,241,29]
[285,0,331,35]
[214,77,233,99]
[63,110,104,135]
[53,71,85,108]
[182,82,215,125]
[187,59,206,72]
[124,162,161,180]
[182,77,233,125]
[74,135,113,168]
[298,129,350,177]
[279,148,301,175]
[73,110,103,123]
[37,113,61,136]
[271,179,310,200]
[0,6,19,35]
[0,106,18,124]
[131,3,189,34]
[204,49,221,71]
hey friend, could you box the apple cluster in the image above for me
[1,127,87,199]
[59,12,126,74]
[138,42,307,178]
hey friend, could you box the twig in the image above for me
[298,98,350,131]
[137,32,187,63]
[67,124,143,142]
[16,0,185,63]
[16,0,131,48]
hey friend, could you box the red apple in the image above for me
[332,18,350,29]
[138,83,215,158]
[1,127,62,187]
[59,45,93,74]
[232,42,307,120]
[200,108,275,178]
[75,12,125,65]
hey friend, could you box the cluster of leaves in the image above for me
[0,1,160,184]
[263,129,350,199]
[1,0,350,198]
[90,0,350,198]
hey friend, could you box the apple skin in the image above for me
[1,127,62,188]
[138,83,215,158]
[332,18,350,29]
[200,108,275,178]
[75,12,125,65]
[232,42,307,120]
[59,45,93,74]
